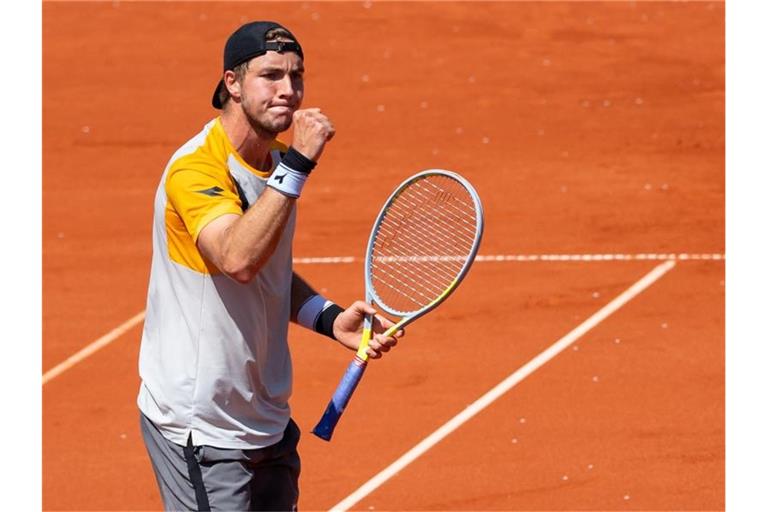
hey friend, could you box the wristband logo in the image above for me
[274,173,287,184]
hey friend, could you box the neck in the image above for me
[219,107,275,171]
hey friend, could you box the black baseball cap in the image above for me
[212,21,304,109]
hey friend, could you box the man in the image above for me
[137,21,401,511]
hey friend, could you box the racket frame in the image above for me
[313,169,484,441]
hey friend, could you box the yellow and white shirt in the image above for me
[137,117,296,449]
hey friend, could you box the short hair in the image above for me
[218,28,295,108]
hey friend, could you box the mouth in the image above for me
[269,105,294,113]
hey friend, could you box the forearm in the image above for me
[199,109,335,284]
[213,188,295,283]
[291,273,347,342]
[290,273,320,322]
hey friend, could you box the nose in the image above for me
[277,75,296,99]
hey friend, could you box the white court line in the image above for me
[293,253,724,264]
[42,311,145,385]
[43,254,713,384]
[329,260,677,512]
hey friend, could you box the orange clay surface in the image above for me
[43,1,724,510]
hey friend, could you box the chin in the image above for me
[247,117,291,137]
[270,117,293,133]
[260,109,293,131]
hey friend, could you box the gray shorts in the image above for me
[139,412,301,512]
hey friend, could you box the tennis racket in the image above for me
[312,169,484,441]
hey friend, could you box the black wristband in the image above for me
[314,304,344,340]
[282,146,317,175]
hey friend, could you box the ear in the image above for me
[223,70,241,101]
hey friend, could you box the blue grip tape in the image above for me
[312,357,368,441]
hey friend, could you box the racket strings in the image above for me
[388,191,477,254]
[371,264,444,304]
[374,226,467,278]
[412,178,476,213]
[397,186,477,238]
[407,182,478,234]
[382,178,476,238]
[372,234,470,311]
[371,242,461,294]
[377,209,475,258]
[370,175,479,314]
[376,202,469,276]
[378,186,476,256]
[371,230,467,292]
[371,243,465,287]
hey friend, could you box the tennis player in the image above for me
[136,20,402,511]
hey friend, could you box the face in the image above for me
[226,50,305,135]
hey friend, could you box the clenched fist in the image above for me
[291,108,335,162]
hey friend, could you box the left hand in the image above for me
[333,301,403,359]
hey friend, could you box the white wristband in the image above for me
[297,294,334,331]
[267,162,310,198]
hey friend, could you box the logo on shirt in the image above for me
[197,186,224,197]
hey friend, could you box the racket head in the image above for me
[364,169,484,321]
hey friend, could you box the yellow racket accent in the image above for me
[355,327,373,360]
[432,279,458,306]
[357,279,459,359]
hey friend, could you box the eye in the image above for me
[262,71,283,81]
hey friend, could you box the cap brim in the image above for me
[212,79,225,109]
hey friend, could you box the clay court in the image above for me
[42,1,724,510]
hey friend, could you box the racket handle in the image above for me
[312,356,368,441]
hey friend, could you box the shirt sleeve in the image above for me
[165,168,244,241]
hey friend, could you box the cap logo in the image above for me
[264,41,301,55]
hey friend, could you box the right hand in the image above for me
[291,108,335,162]
[332,301,403,359]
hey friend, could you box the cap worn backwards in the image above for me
[211,21,304,109]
